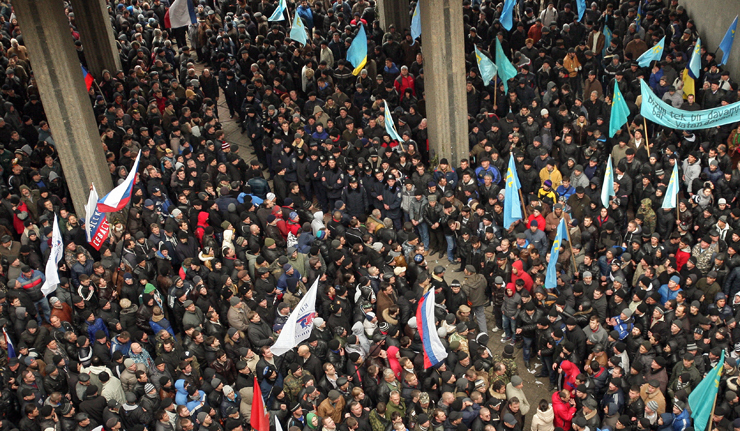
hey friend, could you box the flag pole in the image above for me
[494,80,498,110]
[518,189,528,218]
[563,217,578,274]
[707,391,719,431]
[643,117,649,148]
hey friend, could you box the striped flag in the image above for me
[416,288,448,368]
[81,65,94,91]
[3,327,15,358]
[97,150,141,213]
[164,0,196,28]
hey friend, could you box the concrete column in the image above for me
[419,0,468,166]
[70,0,122,78]
[13,0,113,217]
[378,0,411,33]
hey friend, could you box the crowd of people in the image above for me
[0,2,737,431]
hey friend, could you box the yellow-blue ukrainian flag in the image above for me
[689,350,725,431]
[346,24,368,76]
[545,218,567,289]
[503,156,522,229]
[636,36,665,67]
[475,46,497,87]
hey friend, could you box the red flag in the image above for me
[251,377,269,431]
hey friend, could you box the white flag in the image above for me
[41,215,63,297]
[85,184,99,242]
[271,278,320,356]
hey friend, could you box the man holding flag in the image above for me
[544,218,567,289]
[416,286,449,368]
[662,161,680,209]
[270,279,320,356]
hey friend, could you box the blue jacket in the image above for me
[658,284,682,304]
[612,315,632,340]
[150,318,176,338]
[175,379,207,410]
[475,165,501,185]
[673,409,690,431]
[86,317,109,342]
[277,269,302,294]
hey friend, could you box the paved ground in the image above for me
[208,69,553,412]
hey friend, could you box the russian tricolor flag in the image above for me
[416,288,448,369]
[164,0,197,29]
[97,150,141,213]
[81,65,94,91]
[4,327,15,358]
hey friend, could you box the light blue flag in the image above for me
[268,0,287,21]
[636,36,665,67]
[346,24,368,75]
[719,16,738,66]
[689,38,702,79]
[500,0,515,31]
[609,83,629,137]
[601,155,615,208]
[689,350,725,431]
[577,0,586,21]
[495,38,517,94]
[662,161,679,209]
[475,46,498,86]
[410,1,421,45]
[503,156,522,229]
[602,25,612,57]
[544,218,568,289]
[635,0,643,27]
[289,12,307,45]
[383,100,403,142]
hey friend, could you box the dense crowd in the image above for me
[0,2,737,431]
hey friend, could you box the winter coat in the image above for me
[530,406,555,431]
[462,273,488,307]
[551,391,576,430]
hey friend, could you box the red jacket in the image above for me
[552,391,576,430]
[511,260,533,292]
[676,248,690,271]
[394,74,416,97]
